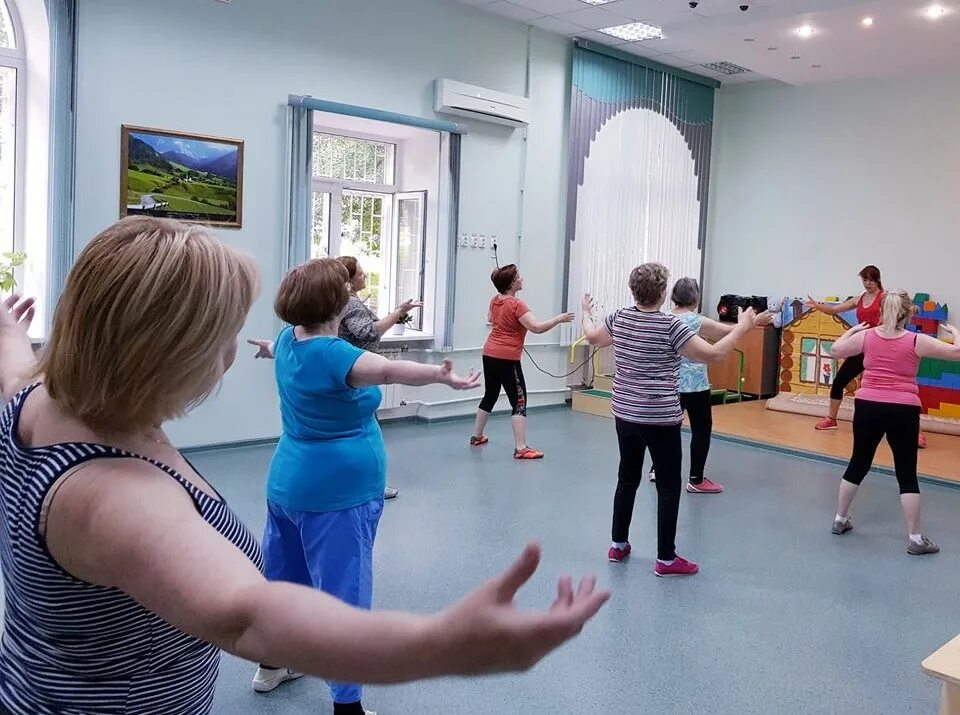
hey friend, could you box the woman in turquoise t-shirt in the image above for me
[248,258,479,714]
[658,278,771,494]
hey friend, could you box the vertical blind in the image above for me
[564,44,716,324]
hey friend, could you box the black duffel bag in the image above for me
[717,294,768,322]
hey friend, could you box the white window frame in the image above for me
[311,127,434,340]
[0,0,26,260]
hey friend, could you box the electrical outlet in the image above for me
[478,235,486,249]
[471,235,479,248]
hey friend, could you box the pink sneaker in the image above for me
[608,543,631,563]
[918,433,927,449]
[655,556,699,577]
[815,417,838,431]
[686,478,724,494]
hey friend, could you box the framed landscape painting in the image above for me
[120,125,244,228]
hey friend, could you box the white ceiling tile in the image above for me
[576,29,631,45]
[634,35,692,53]
[660,49,717,67]
[508,0,585,13]
[619,41,667,57]
[531,15,584,34]
[555,6,633,29]
[602,0,698,25]
[483,1,545,21]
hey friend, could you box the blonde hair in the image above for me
[38,216,259,432]
[880,290,912,332]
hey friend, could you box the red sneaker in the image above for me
[608,543,631,563]
[686,478,724,494]
[655,556,699,577]
[815,417,838,431]
[918,433,927,449]
[514,447,544,460]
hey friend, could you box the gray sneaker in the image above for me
[907,536,940,555]
[384,486,399,500]
[831,518,853,535]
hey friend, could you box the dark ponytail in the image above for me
[859,265,883,291]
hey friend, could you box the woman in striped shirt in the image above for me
[0,217,608,714]
[581,263,754,577]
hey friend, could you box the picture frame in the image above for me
[120,125,244,228]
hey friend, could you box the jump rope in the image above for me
[490,241,599,381]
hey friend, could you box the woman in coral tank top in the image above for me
[470,264,574,459]
[829,291,960,555]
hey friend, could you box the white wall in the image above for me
[705,74,960,319]
[74,0,572,446]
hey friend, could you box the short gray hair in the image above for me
[628,263,669,306]
[671,277,700,308]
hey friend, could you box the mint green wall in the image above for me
[74,0,573,446]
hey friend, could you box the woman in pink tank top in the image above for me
[829,291,960,555]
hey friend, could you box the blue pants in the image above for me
[262,498,383,704]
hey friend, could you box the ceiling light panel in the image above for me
[702,61,750,75]
[599,21,663,41]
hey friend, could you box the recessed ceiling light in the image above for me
[791,55,800,60]
[861,16,874,27]
[924,4,948,19]
[702,61,751,75]
[579,0,616,4]
[812,64,822,68]
[795,24,816,38]
[744,37,755,42]
[767,46,778,50]
[599,21,664,41]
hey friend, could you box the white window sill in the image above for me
[381,329,434,346]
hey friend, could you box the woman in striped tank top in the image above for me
[0,218,609,714]
[829,290,960,555]
[581,263,756,577]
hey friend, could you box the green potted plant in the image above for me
[394,311,413,336]
[0,251,26,292]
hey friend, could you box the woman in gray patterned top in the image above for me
[339,256,421,501]
[337,256,421,353]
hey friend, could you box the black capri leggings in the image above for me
[680,390,712,481]
[842,399,920,494]
[830,353,865,400]
[478,355,527,416]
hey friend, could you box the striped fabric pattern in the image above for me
[605,308,695,425]
[0,385,263,714]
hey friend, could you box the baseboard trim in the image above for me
[180,437,279,455]
[708,431,960,491]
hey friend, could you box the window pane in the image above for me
[800,355,816,383]
[820,341,834,357]
[395,194,425,330]
[800,337,816,354]
[0,1,15,50]
[313,134,389,184]
[311,191,330,258]
[819,359,836,387]
[340,192,386,315]
[0,66,16,253]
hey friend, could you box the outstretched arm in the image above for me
[679,309,754,363]
[831,322,870,358]
[519,311,575,335]
[0,295,37,402]
[806,295,858,316]
[45,460,609,683]
[348,353,480,390]
[698,311,773,342]
[916,326,960,361]
[247,339,275,360]
[580,293,613,348]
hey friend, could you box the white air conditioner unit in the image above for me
[434,79,530,128]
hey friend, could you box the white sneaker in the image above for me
[251,666,304,693]
[649,470,656,482]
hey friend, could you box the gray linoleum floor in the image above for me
[192,406,957,715]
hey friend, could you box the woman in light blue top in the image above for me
[249,257,481,714]
[653,278,771,494]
